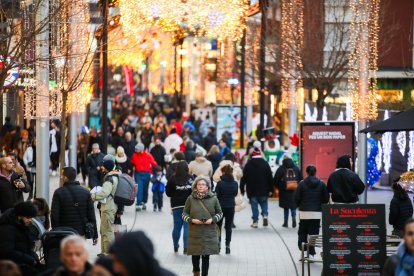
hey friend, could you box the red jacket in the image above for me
[130,151,157,172]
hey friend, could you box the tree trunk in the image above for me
[58,90,68,186]
[316,89,325,121]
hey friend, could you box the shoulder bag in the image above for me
[66,187,95,239]
[197,199,221,239]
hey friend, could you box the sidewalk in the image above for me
[48,176,395,276]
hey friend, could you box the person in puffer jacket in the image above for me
[389,180,413,238]
[294,165,328,258]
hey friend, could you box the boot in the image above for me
[282,218,288,227]
[193,272,200,276]
[292,217,297,228]
[225,245,231,254]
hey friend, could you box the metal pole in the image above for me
[174,45,178,105]
[259,0,267,131]
[358,120,367,203]
[69,0,77,169]
[69,113,77,168]
[240,28,246,148]
[101,0,108,154]
[180,44,184,111]
[35,0,50,201]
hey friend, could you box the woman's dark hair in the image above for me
[14,201,38,218]
[392,181,409,200]
[306,165,317,176]
[32,198,50,229]
[173,161,189,184]
[224,153,237,162]
[174,152,185,161]
[221,164,233,176]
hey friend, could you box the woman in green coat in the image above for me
[182,175,223,276]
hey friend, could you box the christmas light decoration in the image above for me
[408,131,414,170]
[280,0,304,108]
[119,0,249,41]
[396,131,406,157]
[376,140,382,170]
[367,137,381,187]
[348,0,380,120]
[382,110,392,174]
[399,171,414,192]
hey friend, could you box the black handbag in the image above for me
[67,187,95,239]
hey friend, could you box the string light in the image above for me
[348,0,380,120]
[408,131,414,170]
[281,0,304,109]
[382,110,392,174]
[376,139,382,171]
[396,131,406,157]
[119,0,249,41]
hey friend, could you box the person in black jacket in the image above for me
[0,157,31,213]
[150,137,167,170]
[166,152,186,181]
[115,146,133,176]
[165,161,194,254]
[207,145,222,174]
[0,201,41,275]
[240,141,273,228]
[111,127,125,151]
[184,141,196,163]
[215,165,238,254]
[203,126,217,153]
[51,167,98,244]
[327,155,365,203]
[294,165,329,257]
[274,157,303,228]
[389,180,413,238]
[86,144,105,189]
[122,131,137,159]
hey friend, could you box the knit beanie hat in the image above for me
[116,146,127,163]
[135,143,145,152]
[252,140,262,156]
[103,154,116,171]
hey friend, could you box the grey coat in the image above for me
[183,192,222,256]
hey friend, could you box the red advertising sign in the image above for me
[300,122,355,183]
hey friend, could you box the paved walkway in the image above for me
[47,176,396,276]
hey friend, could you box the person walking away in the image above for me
[91,155,119,256]
[164,128,183,154]
[122,132,137,159]
[0,157,31,213]
[327,155,365,203]
[202,126,217,153]
[383,218,414,276]
[389,180,413,238]
[274,157,303,228]
[110,231,175,276]
[86,143,105,189]
[165,161,194,254]
[49,121,60,176]
[184,141,197,163]
[182,176,223,276]
[294,165,328,259]
[23,139,36,199]
[206,145,222,175]
[189,152,213,178]
[240,141,273,228]
[115,146,133,176]
[131,143,158,211]
[53,235,92,276]
[151,166,167,212]
[111,127,125,151]
[0,201,41,275]
[87,128,102,153]
[51,167,98,243]
[215,165,238,254]
[140,122,154,150]
[150,137,167,170]
[78,132,89,185]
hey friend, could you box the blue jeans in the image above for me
[284,208,297,223]
[134,171,151,205]
[250,196,269,222]
[172,208,188,249]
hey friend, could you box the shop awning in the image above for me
[360,107,414,133]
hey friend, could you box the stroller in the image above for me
[41,227,78,270]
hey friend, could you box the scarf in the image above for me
[396,242,414,276]
[195,191,208,199]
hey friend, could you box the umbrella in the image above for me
[360,107,414,133]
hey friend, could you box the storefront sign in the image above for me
[300,122,355,183]
[322,204,386,276]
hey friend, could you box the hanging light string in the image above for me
[348,0,379,120]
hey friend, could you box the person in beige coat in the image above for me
[188,152,213,178]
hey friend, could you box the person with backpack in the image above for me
[151,166,167,212]
[294,165,329,259]
[274,157,303,228]
[91,155,120,256]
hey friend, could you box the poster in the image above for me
[89,99,112,130]
[216,105,246,147]
[300,122,355,183]
[322,204,386,276]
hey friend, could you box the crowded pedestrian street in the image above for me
[1,0,414,275]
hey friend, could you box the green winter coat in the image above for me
[182,191,223,256]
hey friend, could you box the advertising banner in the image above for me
[300,122,355,183]
[216,105,246,147]
[322,204,386,276]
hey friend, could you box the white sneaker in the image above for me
[250,222,258,228]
